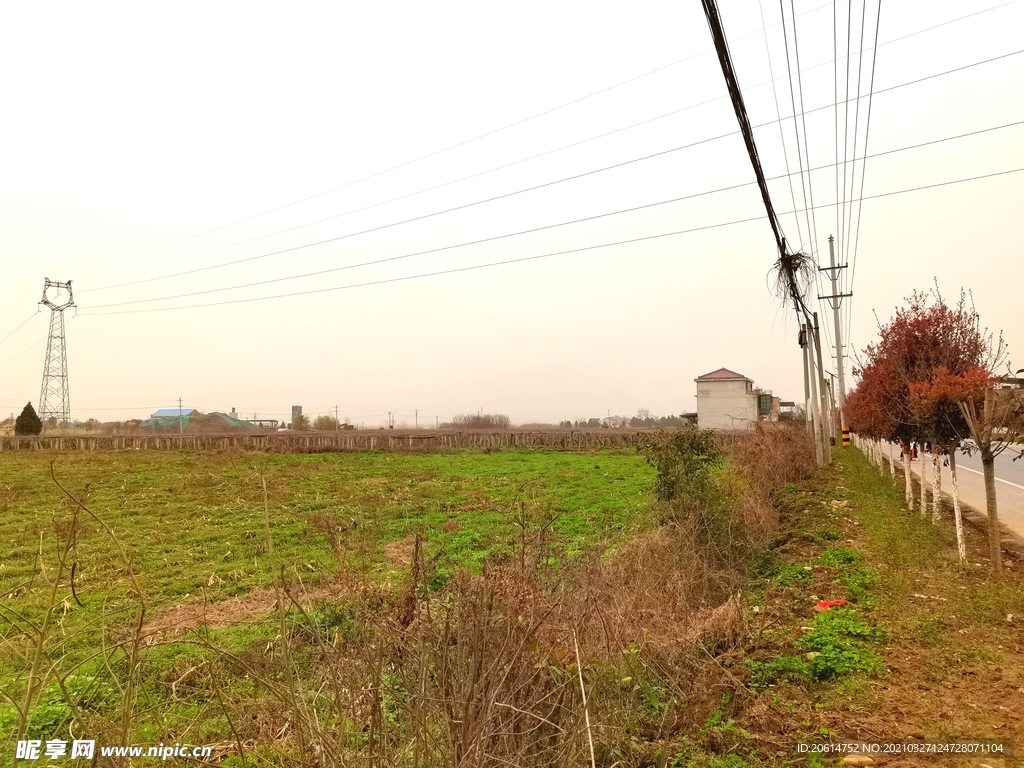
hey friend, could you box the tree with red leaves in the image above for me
[912,366,1023,573]
[846,287,1014,570]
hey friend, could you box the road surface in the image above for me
[889,444,1024,544]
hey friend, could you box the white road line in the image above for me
[955,464,1024,490]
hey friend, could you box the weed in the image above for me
[753,551,812,587]
[816,525,842,542]
[797,608,885,681]
[743,655,812,688]
[815,546,863,566]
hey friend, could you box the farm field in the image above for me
[0,448,656,757]
[0,447,654,624]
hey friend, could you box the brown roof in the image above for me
[695,367,751,381]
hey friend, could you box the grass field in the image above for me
[1,448,655,757]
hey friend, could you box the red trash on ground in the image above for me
[815,599,848,612]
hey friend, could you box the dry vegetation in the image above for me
[1,426,841,766]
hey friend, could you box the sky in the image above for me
[0,0,1021,427]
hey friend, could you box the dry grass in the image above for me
[1,427,816,766]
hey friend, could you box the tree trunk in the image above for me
[919,444,928,516]
[888,441,896,478]
[981,447,1002,574]
[949,449,966,564]
[931,451,942,523]
[903,442,913,510]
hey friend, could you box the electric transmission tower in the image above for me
[38,278,75,427]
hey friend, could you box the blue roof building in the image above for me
[152,408,196,417]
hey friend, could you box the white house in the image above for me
[695,368,758,430]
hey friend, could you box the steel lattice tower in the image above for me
[38,279,75,427]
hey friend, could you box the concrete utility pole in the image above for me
[178,397,183,435]
[800,325,811,432]
[335,405,339,432]
[803,325,824,466]
[415,409,418,428]
[820,235,852,427]
[813,313,832,464]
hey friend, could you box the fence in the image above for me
[0,429,641,454]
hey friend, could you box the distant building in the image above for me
[152,408,196,417]
[695,368,758,430]
[601,415,630,428]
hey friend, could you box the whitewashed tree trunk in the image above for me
[888,442,896,478]
[919,445,929,516]
[903,443,913,510]
[931,452,942,523]
[949,448,966,563]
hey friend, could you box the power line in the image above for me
[80,117,1024,313]
[83,1,839,276]
[80,13,1021,289]
[0,336,46,371]
[846,0,884,348]
[78,165,1024,317]
[759,0,804,249]
[78,46,1024,312]
[0,312,38,348]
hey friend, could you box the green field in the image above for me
[1,447,655,752]
[1,448,653,599]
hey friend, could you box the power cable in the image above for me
[86,4,1021,287]
[83,113,1024,313]
[84,1,838,275]
[846,0,884,347]
[759,0,804,249]
[843,0,871,267]
[0,336,46,371]
[0,312,38,348]
[78,166,1024,317]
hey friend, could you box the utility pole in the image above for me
[436,416,439,429]
[178,397,183,435]
[802,325,823,465]
[820,235,852,433]
[812,313,832,464]
[335,405,339,432]
[415,409,418,428]
[800,325,811,432]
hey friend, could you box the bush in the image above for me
[636,429,723,502]
[15,402,42,435]
[444,413,511,429]
[312,415,339,431]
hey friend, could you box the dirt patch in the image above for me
[138,583,341,642]
[384,535,416,566]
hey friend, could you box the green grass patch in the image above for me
[797,607,886,681]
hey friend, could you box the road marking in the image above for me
[955,465,1024,490]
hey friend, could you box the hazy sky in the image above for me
[1,1,1021,427]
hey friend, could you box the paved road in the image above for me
[892,444,1024,544]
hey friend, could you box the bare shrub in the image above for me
[444,413,512,429]
[726,422,817,502]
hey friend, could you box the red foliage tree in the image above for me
[848,286,1009,570]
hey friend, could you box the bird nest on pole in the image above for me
[771,248,814,314]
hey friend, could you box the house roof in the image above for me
[695,367,751,382]
[153,408,196,417]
